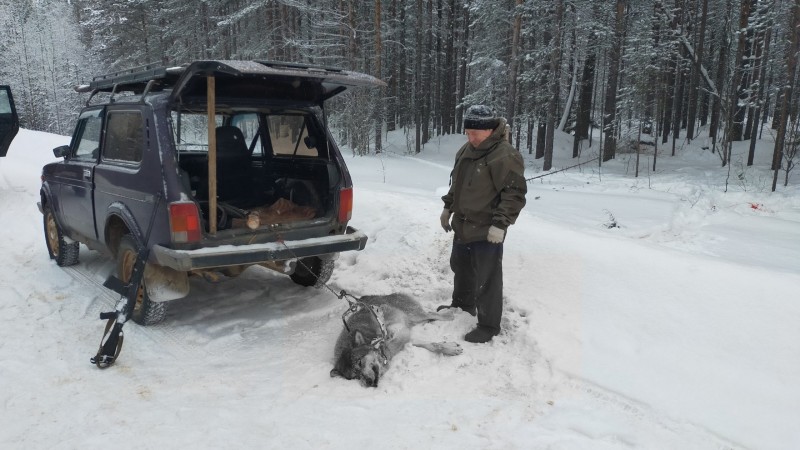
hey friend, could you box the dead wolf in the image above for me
[330,293,463,387]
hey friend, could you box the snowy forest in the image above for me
[2,0,799,188]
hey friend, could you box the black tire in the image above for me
[290,256,334,288]
[43,204,79,266]
[117,234,167,326]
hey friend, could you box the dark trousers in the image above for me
[450,239,504,332]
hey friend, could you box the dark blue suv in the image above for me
[38,61,381,325]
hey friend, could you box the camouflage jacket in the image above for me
[442,119,527,243]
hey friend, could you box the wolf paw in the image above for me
[431,308,456,321]
[432,341,463,356]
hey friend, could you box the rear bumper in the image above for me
[151,227,368,271]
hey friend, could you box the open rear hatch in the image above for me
[170,60,385,105]
[81,60,385,104]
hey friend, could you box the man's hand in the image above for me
[487,225,505,243]
[440,209,452,232]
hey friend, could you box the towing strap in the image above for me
[281,242,390,365]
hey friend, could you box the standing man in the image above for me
[439,105,527,343]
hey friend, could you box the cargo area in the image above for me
[173,109,338,232]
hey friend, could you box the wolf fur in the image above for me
[330,293,462,387]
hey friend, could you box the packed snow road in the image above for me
[1,130,798,449]
[3,183,737,450]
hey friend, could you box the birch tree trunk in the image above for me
[686,0,708,141]
[772,0,800,189]
[573,10,599,158]
[507,0,523,137]
[603,0,626,162]
[374,0,383,153]
[748,11,771,166]
[456,2,470,134]
[731,0,754,143]
[544,0,564,171]
[414,0,423,153]
[710,1,734,155]
[724,0,753,166]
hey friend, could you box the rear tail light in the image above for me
[338,187,353,223]
[169,201,201,243]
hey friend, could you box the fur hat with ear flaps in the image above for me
[463,104,499,130]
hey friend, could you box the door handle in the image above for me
[83,168,91,180]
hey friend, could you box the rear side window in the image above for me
[171,111,222,152]
[72,109,103,161]
[104,111,144,163]
[267,115,318,157]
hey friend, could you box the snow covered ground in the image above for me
[1,127,798,449]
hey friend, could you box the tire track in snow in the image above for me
[560,375,749,450]
[56,224,743,449]
[64,257,347,360]
[163,269,351,355]
[62,263,204,359]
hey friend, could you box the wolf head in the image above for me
[330,331,386,387]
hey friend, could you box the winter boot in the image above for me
[464,326,499,343]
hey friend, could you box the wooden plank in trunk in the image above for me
[207,76,217,234]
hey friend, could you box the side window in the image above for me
[72,110,103,161]
[0,88,12,114]
[231,113,261,155]
[266,114,317,157]
[103,111,144,163]
[171,111,222,152]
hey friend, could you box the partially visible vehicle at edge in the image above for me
[38,60,383,325]
[0,85,19,157]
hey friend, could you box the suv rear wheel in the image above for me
[43,205,79,266]
[118,235,167,325]
[290,256,334,288]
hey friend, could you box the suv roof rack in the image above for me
[75,60,350,95]
[75,63,181,94]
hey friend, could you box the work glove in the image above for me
[440,208,452,232]
[487,225,505,243]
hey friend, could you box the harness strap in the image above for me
[368,305,390,365]
[280,242,391,364]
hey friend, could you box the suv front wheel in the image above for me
[117,235,167,325]
[43,204,79,266]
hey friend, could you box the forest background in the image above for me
[2,0,799,190]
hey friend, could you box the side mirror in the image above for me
[53,145,71,158]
